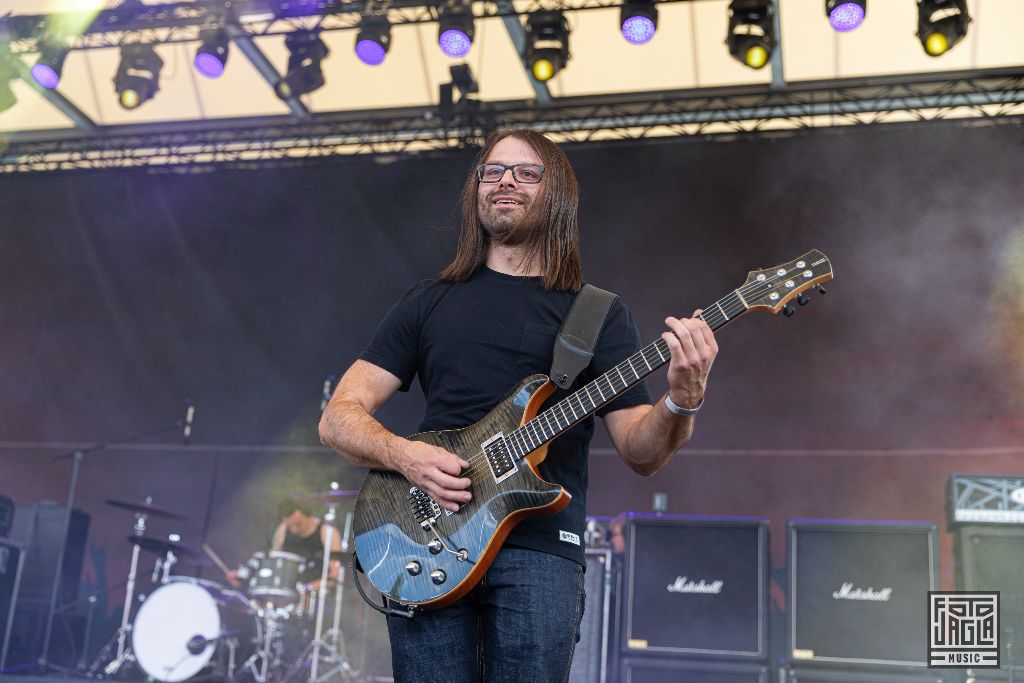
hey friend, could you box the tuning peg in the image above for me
[816,285,827,295]
[783,304,796,317]
[797,293,810,306]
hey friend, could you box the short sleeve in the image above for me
[593,300,653,417]
[359,281,429,392]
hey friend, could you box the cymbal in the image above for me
[127,536,201,560]
[106,498,186,520]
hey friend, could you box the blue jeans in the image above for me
[386,547,586,683]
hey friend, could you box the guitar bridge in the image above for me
[482,432,517,484]
[408,486,442,528]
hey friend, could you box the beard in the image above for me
[478,190,543,247]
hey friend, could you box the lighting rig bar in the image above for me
[2,67,1023,174]
[1,0,688,53]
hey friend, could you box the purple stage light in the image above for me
[439,29,472,58]
[194,52,225,79]
[829,2,865,32]
[31,63,60,89]
[621,15,656,45]
[355,39,387,66]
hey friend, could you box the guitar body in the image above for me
[352,374,569,609]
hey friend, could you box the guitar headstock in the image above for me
[741,249,833,314]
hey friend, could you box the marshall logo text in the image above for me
[832,582,893,601]
[666,576,724,594]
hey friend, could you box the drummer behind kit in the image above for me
[89,490,363,683]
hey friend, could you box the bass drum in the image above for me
[132,578,260,682]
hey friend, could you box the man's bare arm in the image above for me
[318,359,472,512]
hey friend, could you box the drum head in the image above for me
[132,580,220,682]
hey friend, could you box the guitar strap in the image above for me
[549,284,618,390]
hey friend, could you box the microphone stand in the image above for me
[37,408,195,673]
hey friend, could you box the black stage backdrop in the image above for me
[2,122,1024,661]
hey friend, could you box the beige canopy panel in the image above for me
[1,0,1023,134]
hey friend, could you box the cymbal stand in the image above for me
[40,409,193,672]
[285,503,357,683]
[90,510,148,676]
[322,513,352,654]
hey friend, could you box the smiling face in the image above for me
[476,135,545,245]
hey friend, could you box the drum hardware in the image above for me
[284,504,359,683]
[38,409,193,673]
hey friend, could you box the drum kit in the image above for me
[88,491,361,683]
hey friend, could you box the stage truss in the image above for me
[2,67,1023,173]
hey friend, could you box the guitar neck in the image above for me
[505,288,749,463]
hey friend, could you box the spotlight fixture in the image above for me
[114,43,164,110]
[275,30,329,99]
[917,0,970,57]
[355,15,391,66]
[195,29,229,79]
[726,0,775,70]
[826,0,866,32]
[525,11,569,82]
[438,4,474,59]
[620,0,658,45]
[31,41,68,90]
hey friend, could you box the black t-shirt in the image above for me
[360,266,652,566]
[280,521,326,583]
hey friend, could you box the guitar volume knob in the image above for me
[430,569,447,585]
[427,540,442,555]
[405,561,421,576]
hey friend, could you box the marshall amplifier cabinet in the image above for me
[621,657,770,683]
[569,549,614,683]
[954,523,1024,675]
[781,666,945,683]
[622,515,769,659]
[787,520,938,669]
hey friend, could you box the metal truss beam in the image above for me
[3,68,1023,173]
[2,0,692,52]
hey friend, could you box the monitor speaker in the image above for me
[569,549,614,683]
[787,520,938,668]
[621,657,769,682]
[621,515,769,659]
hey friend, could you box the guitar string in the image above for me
[442,261,827,487]
[447,262,824,486]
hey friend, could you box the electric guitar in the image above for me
[352,249,833,609]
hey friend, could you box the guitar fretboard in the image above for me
[503,282,765,463]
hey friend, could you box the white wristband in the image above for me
[664,394,703,416]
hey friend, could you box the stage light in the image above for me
[275,30,329,99]
[620,0,658,45]
[195,29,229,78]
[525,11,569,83]
[355,15,391,66]
[917,0,969,57]
[31,41,68,90]
[438,5,474,58]
[114,43,164,110]
[826,1,866,32]
[726,1,776,70]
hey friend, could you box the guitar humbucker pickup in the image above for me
[482,432,517,484]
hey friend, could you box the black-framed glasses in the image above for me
[476,163,545,184]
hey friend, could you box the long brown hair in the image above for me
[440,129,582,291]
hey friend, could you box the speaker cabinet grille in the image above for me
[622,657,769,683]
[954,524,1024,673]
[569,549,613,683]
[622,515,769,659]
[787,520,937,668]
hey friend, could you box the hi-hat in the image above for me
[106,497,187,520]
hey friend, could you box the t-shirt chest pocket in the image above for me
[517,322,559,374]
